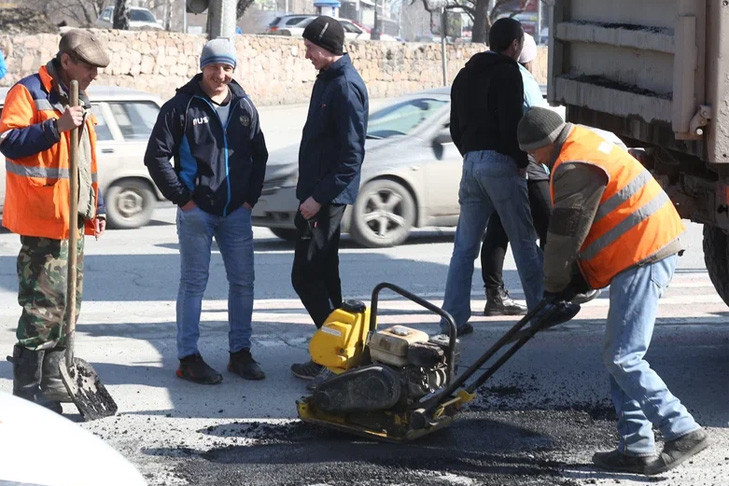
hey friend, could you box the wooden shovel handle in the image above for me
[65,80,79,368]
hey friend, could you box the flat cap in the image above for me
[59,29,110,68]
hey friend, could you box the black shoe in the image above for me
[228,348,265,380]
[592,449,653,474]
[484,286,528,316]
[439,322,473,337]
[291,360,323,380]
[306,367,336,391]
[177,354,222,384]
[644,428,709,475]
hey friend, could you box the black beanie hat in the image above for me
[303,16,345,56]
[517,107,566,151]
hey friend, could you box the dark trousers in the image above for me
[481,178,551,289]
[291,204,346,328]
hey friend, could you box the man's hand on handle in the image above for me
[57,106,85,133]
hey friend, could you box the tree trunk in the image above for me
[113,0,130,30]
[471,0,490,44]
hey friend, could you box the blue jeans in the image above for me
[604,254,699,456]
[441,151,544,330]
[176,205,255,359]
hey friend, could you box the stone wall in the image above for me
[0,30,548,105]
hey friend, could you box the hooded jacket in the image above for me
[144,75,268,216]
[297,53,368,205]
[450,51,528,168]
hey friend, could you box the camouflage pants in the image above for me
[16,235,84,351]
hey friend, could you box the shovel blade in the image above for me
[59,357,118,421]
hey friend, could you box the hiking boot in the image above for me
[176,354,222,384]
[228,348,265,380]
[484,286,527,316]
[592,449,653,474]
[10,344,63,413]
[306,367,336,391]
[41,348,72,402]
[644,428,709,475]
[291,360,323,380]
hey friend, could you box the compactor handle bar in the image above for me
[369,282,458,384]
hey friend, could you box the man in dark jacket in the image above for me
[290,16,369,381]
[145,37,268,384]
[440,17,544,336]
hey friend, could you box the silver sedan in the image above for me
[251,88,463,247]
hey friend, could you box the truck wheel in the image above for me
[105,180,155,229]
[702,225,729,306]
[270,227,298,241]
[350,179,415,248]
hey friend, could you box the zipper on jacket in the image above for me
[194,95,237,216]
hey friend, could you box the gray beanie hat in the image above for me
[200,37,236,70]
[517,107,566,151]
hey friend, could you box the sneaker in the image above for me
[306,367,336,391]
[592,449,653,474]
[484,286,528,316]
[644,428,709,475]
[176,354,222,384]
[291,360,323,380]
[439,322,473,337]
[228,348,265,380]
[572,289,601,305]
[507,302,581,342]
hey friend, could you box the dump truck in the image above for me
[547,0,729,305]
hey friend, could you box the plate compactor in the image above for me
[296,282,575,442]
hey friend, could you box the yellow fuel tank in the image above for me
[309,300,371,372]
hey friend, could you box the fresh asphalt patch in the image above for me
[167,409,616,486]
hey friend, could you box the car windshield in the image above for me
[367,97,447,139]
[130,9,156,22]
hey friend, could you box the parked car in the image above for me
[270,15,397,41]
[252,88,458,247]
[0,86,167,229]
[265,13,316,33]
[253,87,565,248]
[96,6,163,30]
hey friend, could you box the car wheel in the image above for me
[350,179,415,248]
[270,227,298,241]
[105,179,155,229]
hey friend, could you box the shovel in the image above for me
[58,80,118,421]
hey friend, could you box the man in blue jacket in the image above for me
[290,16,369,381]
[145,38,268,384]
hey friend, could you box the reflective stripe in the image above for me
[581,191,671,261]
[34,99,55,111]
[6,159,69,179]
[594,169,652,223]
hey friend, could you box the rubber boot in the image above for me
[11,344,62,414]
[41,348,72,402]
[483,286,528,316]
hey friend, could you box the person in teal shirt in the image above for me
[0,49,7,80]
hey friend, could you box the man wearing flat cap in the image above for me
[0,29,109,413]
[290,16,369,384]
[516,107,709,475]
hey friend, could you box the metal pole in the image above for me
[209,0,236,38]
[440,7,447,85]
[537,0,543,44]
[183,0,188,33]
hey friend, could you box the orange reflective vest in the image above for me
[0,65,100,239]
[550,126,685,289]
